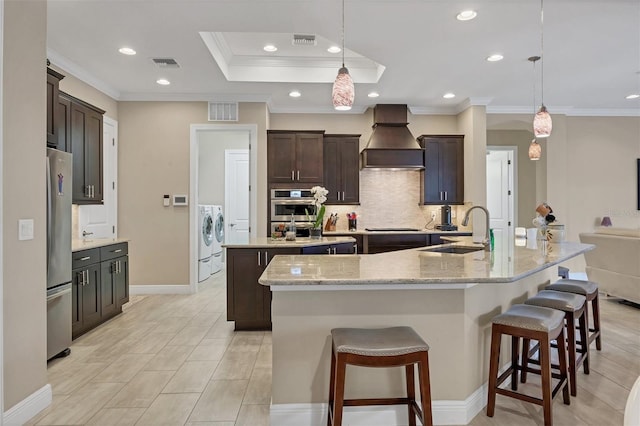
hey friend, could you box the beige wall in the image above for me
[50,64,118,120]
[118,102,267,285]
[3,0,48,410]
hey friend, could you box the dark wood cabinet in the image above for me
[323,134,360,204]
[227,247,300,330]
[301,241,355,254]
[367,234,430,254]
[72,243,129,339]
[429,232,472,245]
[46,68,64,148]
[56,95,71,152]
[418,135,464,205]
[267,131,324,184]
[60,92,105,204]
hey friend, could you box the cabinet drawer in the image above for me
[100,243,128,262]
[72,248,100,269]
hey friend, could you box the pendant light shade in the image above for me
[533,105,552,138]
[332,67,354,111]
[332,0,354,111]
[528,139,541,160]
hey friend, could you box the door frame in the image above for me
[189,124,257,293]
[486,145,517,232]
[0,0,5,419]
[224,149,250,245]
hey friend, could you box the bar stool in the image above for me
[523,290,589,396]
[546,278,602,350]
[327,326,432,426]
[487,304,570,426]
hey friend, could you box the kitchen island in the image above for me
[223,236,356,330]
[259,239,593,426]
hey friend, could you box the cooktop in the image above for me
[365,228,421,232]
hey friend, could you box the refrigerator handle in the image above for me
[46,156,52,277]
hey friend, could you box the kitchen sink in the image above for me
[421,246,484,254]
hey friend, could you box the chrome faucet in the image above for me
[462,206,492,251]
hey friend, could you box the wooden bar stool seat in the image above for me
[328,326,432,426]
[546,278,602,350]
[523,290,589,397]
[487,304,570,426]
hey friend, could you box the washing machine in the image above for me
[210,205,224,274]
[198,205,214,282]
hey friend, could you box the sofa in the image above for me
[579,227,640,304]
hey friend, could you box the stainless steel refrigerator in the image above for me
[46,148,72,360]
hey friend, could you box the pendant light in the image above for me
[332,0,354,111]
[533,0,552,138]
[528,56,542,160]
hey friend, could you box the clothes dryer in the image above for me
[198,205,214,281]
[211,205,224,274]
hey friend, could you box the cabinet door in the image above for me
[339,137,360,204]
[115,256,129,309]
[57,96,71,153]
[333,242,355,254]
[46,73,60,147]
[323,138,340,203]
[72,268,83,337]
[70,102,88,201]
[226,249,264,323]
[100,260,117,318]
[439,138,464,204]
[422,139,442,204]
[82,264,102,330]
[84,108,104,202]
[295,133,324,183]
[267,133,297,183]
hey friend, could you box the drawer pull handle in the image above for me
[80,256,91,261]
[112,249,122,253]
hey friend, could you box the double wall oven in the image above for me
[270,189,316,237]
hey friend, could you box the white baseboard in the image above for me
[3,384,52,426]
[270,385,487,426]
[129,284,192,295]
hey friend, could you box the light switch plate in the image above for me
[18,219,34,241]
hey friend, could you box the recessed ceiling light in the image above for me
[118,47,136,55]
[263,44,278,52]
[486,54,504,62]
[289,90,301,98]
[156,79,170,85]
[625,94,640,99]
[443,93,456,99]
[456,10,477,21]
[327,46,342,53]
[368,92,380,98]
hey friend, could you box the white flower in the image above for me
[311,186,328,208]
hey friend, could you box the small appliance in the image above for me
[435,204,458,231]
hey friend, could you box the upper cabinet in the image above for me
[323,134,360,204]
[418,135,464,205]
[46,68,65,148]
[60,92,105,204]
[267,131,324,185]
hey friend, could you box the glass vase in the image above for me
[309,228,322,239]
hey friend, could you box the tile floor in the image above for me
[26,270,640,426]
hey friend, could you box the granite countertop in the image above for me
[259,238,594,286]
[72,238,129,252]
[322,229,470,235]
[223,236,355,249]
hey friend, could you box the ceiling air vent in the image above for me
[151,58,180,68]
[292,34,316,46]
[208,102,238,122]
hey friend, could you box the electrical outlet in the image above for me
[430,210,437,220]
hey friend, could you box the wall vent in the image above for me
[151,58,180,68]
[292,34,316,46]
[208,102,238,121]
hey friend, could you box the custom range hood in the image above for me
[360,104,424,169]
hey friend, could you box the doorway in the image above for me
[189,124,257,293]
[486,147,516,256]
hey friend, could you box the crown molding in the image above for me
[487,105,640,117]
[267,105,368,114]
[47,48,121,100]
[118,92,273,103]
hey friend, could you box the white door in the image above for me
[225,149,249,244]
[486,148,515,256]
[78,117,117,238]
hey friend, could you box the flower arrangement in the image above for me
[532,202,556,241]
[309,186,328,229]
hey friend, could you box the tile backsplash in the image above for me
[324,169,470,232]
